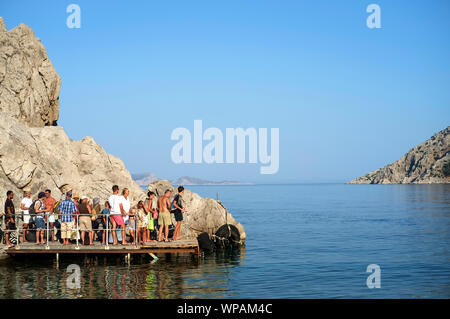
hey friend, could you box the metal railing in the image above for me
[2,211,157,250]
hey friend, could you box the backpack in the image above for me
[171,195,180,211]
[28,200,39,215]
[53,201,60,213]
[52,201,60,220]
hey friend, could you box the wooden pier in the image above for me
[5,240,200,258]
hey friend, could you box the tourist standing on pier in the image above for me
[136,200,148,245]
[144,191,157,241]
[120,188,133,244]
[157,189,172,242]
[45,189,56,242]
[4,191,16,248]
[79,196,94,245]
[58,191,77,245]
[34,192,48,245]
[109,185,125,245]
[101,201,111,245]
[71,194,80,241]
[92,197,104,243]
[172,186,186,241]
[20,188,32,243]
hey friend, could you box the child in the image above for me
[136,201,149,245]
[101,201,111,245]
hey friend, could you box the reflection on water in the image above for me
[0,249,245,299]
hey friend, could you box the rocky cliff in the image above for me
[0,17,245,241]
[0,111,144,202]
[0,18,142,203]
[349,126,450,184]
[0,18,60,127]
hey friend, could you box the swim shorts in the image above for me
[174,209,183,222]
[158,211,172,226]
[111,214,125,226]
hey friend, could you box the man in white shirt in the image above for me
[108,185,125,245]
[120,188,133,244]
[20,188,33,242]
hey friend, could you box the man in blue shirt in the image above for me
[58,191,77,245]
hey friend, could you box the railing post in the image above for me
[76,213,79,249]
[46,213,49,250]
[105,215,109,250]
[16,214,20,249]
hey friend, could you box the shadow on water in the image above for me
[0,247,246,299]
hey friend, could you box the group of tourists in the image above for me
[1,185,186,248]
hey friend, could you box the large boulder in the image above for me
[148,180,246,242]
[0,110,145,205]
[0,17,61,127]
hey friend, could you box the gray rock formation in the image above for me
[147,180,246,242]
[0,109,145,205]
[0,17,60,127]
[349,126,450,184]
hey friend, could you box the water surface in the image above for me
[1,184,449,298]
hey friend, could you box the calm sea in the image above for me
[0,184,449,298]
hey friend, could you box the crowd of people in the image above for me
[0,185,186,248]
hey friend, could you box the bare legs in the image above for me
[158,225,169,242]
[22,223,29,242]
[36,230,44,244]
[173,221,182,241]
[111,220,125,245]
[81,231,93,245]
[49,222,54,241]
[111,219,118,245]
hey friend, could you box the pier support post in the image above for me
[56,253,59,269]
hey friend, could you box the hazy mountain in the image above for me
[132,173,251,186]
[171,176,252,186]
[131,173,159,187]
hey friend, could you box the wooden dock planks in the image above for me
[5,239,200,256]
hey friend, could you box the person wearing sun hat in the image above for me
[71,193,80,234]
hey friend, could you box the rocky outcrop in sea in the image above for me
[349,126,450,184]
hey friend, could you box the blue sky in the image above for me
[2,0,449,183]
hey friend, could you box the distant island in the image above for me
[349,126,450,184]
[132,173,253,187]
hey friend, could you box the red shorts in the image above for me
[110,215,125,226]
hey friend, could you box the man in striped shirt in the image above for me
[58,191,77,245]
